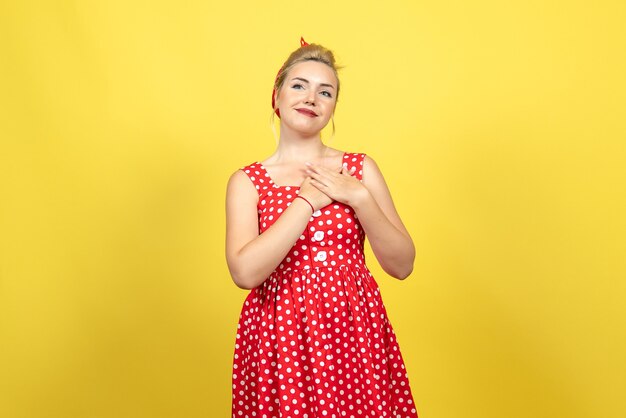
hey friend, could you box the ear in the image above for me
[273,90,280,107]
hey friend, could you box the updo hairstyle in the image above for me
[273,43,343,107]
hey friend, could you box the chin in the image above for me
[286,123,323,136]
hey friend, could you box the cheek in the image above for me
[277,86,290,101]
[279,90,298,104]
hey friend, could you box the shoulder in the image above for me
[341,151,380,172]
[359,154,388,186]
[238,161,264,178]
[362,154,378,170]
[339,151,367,179]
[229,161,258,182]
[227,162,261,197]
[342,151,367,161]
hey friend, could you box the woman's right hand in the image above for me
[298,176,333,211]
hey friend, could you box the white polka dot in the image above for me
[232,156,417,417]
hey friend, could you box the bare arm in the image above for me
[225,170,331,289]
[352,156,415,279]
[305,155,415,279]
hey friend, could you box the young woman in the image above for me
[226,37,419,417]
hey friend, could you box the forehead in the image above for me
[288,61,337,86]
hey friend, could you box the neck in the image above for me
[275,125,327,163]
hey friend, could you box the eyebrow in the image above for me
[290,77,336,90]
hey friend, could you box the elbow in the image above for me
[380,260,413,280]
[229,269,257,290]
[232,276,256,290]
[227,263,263,290]
[376,239,415,280]
[388,264,413,280]
[397,265,414,280]
[381,250,415,280]
[227,249,269,289]
[396,245,416,280]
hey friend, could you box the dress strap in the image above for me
[342,152,366,181]
[240,162,272,194]
[242,154,365,192]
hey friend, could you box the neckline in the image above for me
[256,151,348,188]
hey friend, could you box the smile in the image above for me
[295,108,318,117]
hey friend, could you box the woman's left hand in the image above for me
[305,162,369,207]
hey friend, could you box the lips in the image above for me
[295,108,318,117]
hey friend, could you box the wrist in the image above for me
[349,188,373,210]
[294,195,315,214]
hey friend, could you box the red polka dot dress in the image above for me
[232,152,419,418]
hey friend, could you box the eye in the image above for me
[291,83,304,89]
[320,91,333,98]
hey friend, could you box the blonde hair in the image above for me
[274,43,343,105]
[271,43,343,143]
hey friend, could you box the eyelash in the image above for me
[291,83,333,98]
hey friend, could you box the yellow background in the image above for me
[1,1,625,417]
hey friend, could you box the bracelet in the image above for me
[295,195,315,214]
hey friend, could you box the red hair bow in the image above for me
[272,37,309,118]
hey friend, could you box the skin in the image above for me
[226,60,415,289]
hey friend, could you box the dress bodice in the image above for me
[241,152,367,274]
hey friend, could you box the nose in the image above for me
[304,90,316,105]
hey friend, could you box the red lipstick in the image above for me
[295,108,318,117]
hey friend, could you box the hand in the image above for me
[298,175,333,211]
[305,162,369,207]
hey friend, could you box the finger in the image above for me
[308,170,333,188]
[304,162,318,173]
[306,166,336,185]
[340,165,357,177]
[316,164,339,177]
[309,178,330,192]
[305,163,331,180]
[305,168,324,186]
